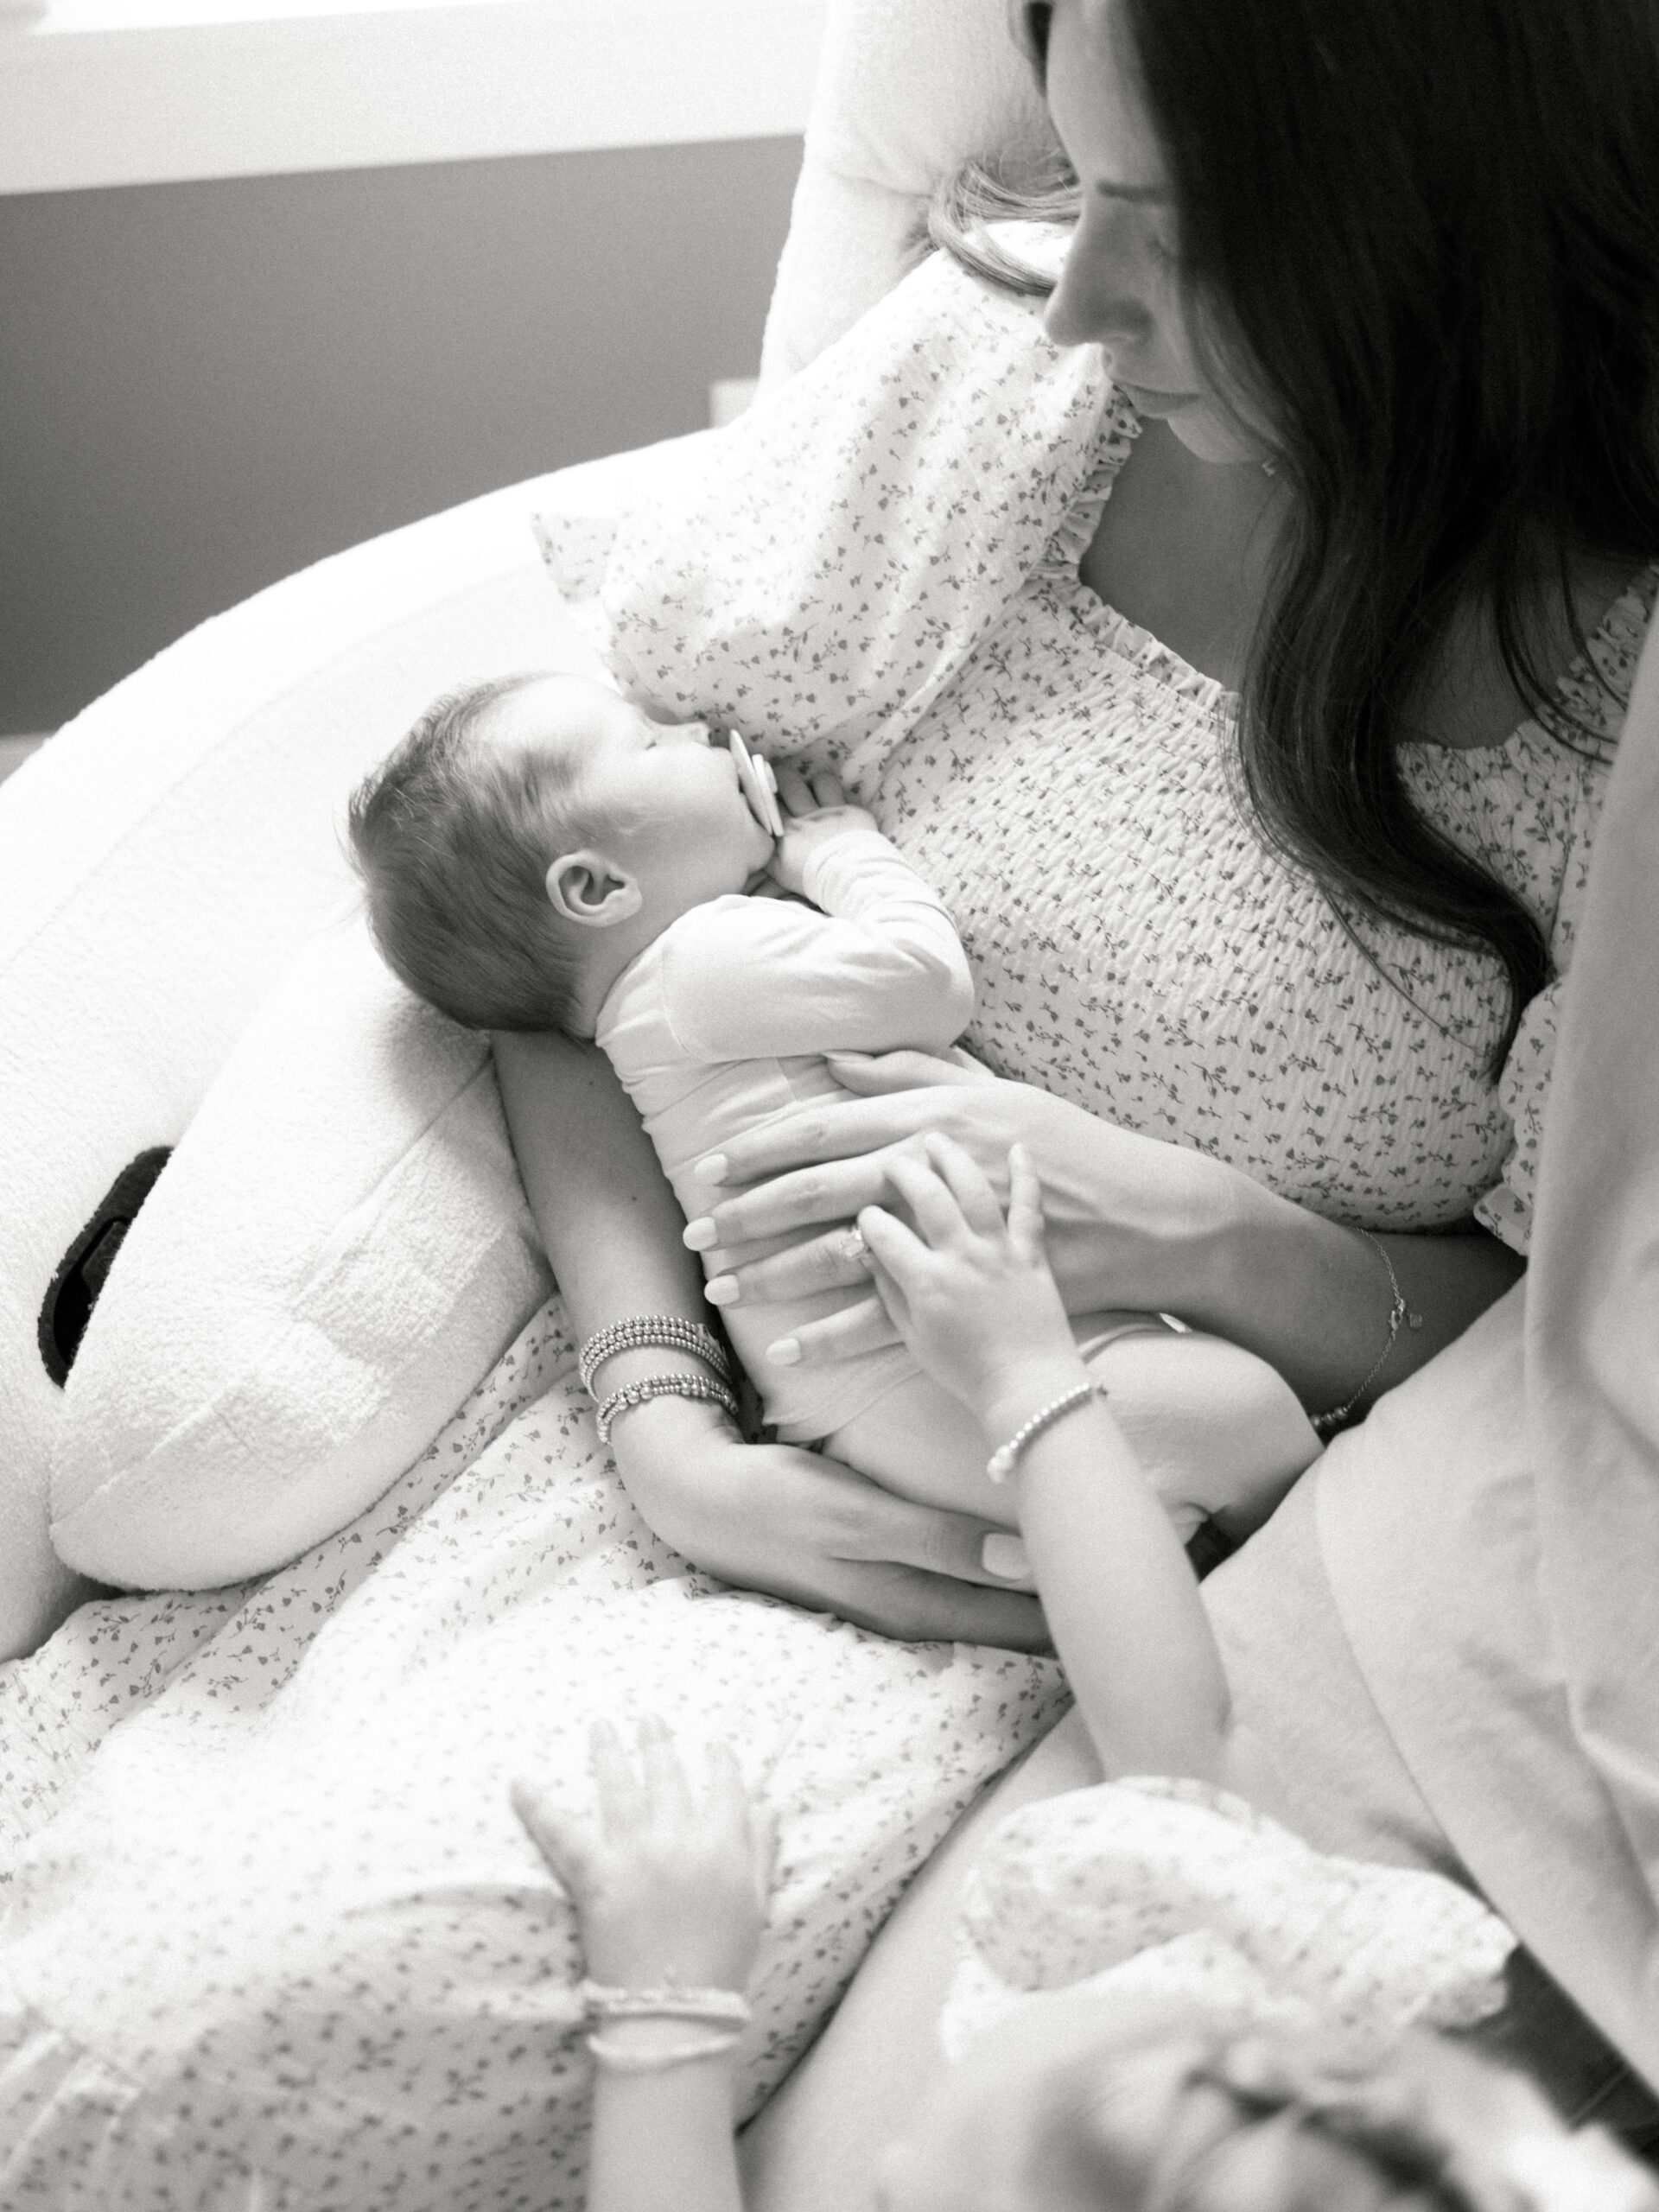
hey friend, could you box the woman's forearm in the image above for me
[1189,1177,1526,1418]
[493,1030,705,1336]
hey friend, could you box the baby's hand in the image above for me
[512,1717,777,1993]
[767,763,879,897]
[858,1138,1085,1427]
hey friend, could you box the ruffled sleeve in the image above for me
[939,1776,1513,2064]
[536,232,1112,796]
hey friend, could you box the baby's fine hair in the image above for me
[347,673,593,1032]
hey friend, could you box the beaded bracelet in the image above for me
[986,1382,1103,1483]
[1311,1229,1423,1438]
[578,1315,733,1397]
[594,1371,741,1445]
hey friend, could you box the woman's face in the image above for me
[1039,0,1268,467]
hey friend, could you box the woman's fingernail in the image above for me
[766,1338,802,1367]
[696,1154,730,1185]
[705,1275,741,1307]
[683,1217,719,1251]
[981,1534,1031,1580]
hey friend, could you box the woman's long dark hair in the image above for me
[935,0,1659,1069]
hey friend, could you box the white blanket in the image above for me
[0,1299,1064,2210]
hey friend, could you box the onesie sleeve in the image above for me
[537,231,1112,798]
[657,826,974,1062]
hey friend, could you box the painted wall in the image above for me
[0,135,802,734]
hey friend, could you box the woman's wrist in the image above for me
[607,1388,738,1475]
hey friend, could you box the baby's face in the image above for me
[490,676,776,910]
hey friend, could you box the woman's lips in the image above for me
[1112,378,1204,417]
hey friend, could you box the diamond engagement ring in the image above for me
[835,1228,869,1265]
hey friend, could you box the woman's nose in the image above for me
[1042,213,1156,354]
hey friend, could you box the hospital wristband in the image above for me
[579,1979,752,2027]
[579,1979,752,2074]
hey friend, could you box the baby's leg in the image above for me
[826,1319,1319,1544]
[1079,1321,1321,1543]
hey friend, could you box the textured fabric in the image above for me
[597,814,973,1443]
[549,244,1654,1259]
[48,921,551,1592]
[939,1774,1513,2066]
[0,1300,1066,2210]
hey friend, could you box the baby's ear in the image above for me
[545,851,642,928]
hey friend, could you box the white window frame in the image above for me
[0,0,826,195]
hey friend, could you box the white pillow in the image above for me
[48,920,552,1591]
[759,0,1057,384]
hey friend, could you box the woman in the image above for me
[3,0,1656,2203]
[500,0,1656,1614]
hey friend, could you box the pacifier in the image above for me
[728,728,784,836]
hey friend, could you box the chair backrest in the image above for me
[760,0,1058,385]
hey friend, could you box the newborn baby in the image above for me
[349,671,1318,1538]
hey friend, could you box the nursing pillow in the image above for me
[0,0,1046,1655]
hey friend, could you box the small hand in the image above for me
[512,1716,777,1993]
[858,1137,1086,1427]
[766,764,880,898]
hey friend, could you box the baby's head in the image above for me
[347,671,774,1032]
[876,1987,1658,2212]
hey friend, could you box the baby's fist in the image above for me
[767,765,879,895]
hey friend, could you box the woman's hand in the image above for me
[512,1717,775,1993]
[681,1049,1528,1416]
[684,1048,1247,1367]
[611,1397,1048,1647]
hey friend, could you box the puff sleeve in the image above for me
[537,233,1112,796]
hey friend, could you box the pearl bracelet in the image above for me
[594,1371,741,1444]
[578,1315,733,1397]
[986,1382,1103,1483]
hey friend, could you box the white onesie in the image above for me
[595,814,972,1446]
